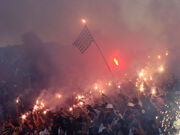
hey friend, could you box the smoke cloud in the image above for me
[0,0,180,119]
[0,0,180,70]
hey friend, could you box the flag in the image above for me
[73,25,94,53]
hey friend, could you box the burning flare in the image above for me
[113,58,119,66]
[56,93,62,99]
[81,18,86,24]
[158,55,161,59]
[139,71,144,78]
[139,83,144,92]
[159,66,164,72]
[152,89,156,95]
[69,107,73,112]
[21,114,27,120]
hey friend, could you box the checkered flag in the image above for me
[73,25,94,54]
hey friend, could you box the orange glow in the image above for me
[113,58,119,66]
[81,18,86,24]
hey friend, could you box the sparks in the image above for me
[113,58,119,66]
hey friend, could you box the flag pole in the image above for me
[79,19,114,79]
[93,38,114,79]
[84,23,114,79]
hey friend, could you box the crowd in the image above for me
[1,82,178,135]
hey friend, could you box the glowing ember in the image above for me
[36,100,39,104]
[16,97,20,104]
[143,77,147,81]
[43,110,47,115]
[165,51,169,56]
[79,101,83,106]
[139,71,144,78]
[151,88,156,95]
[99,89,104,95]
[41,102,45,108]
[159,66,164,72]
[158,55,161,59]
[69,107,73,111]
[139,83,144,92]
[81,18,86,24]
[94,85,98,90]
[78,95,82,99]
[77,95,84,100]
[113,58,119,66]
[117,85,121,88]
[108,82,112,86]
[21,114,27,120]
[56,94,62,99]
[33,105,38,111]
